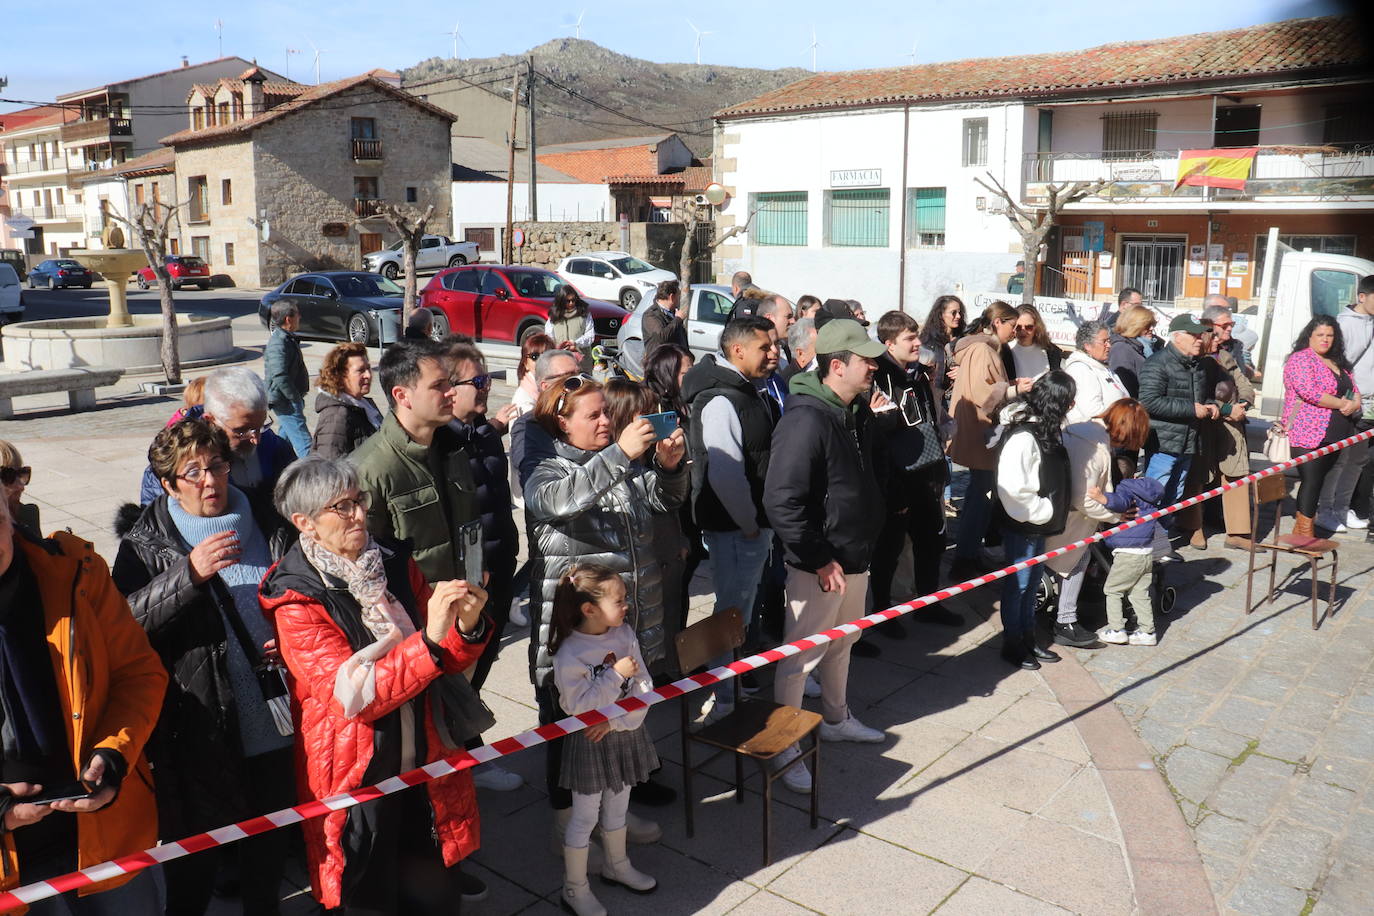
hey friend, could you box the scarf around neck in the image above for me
[298,533,415,644]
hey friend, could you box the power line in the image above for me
[531,69,712,137]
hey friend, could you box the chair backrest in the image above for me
[1253,475,1288,506]
[675,607,744,674]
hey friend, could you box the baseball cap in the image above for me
[814,319,885,358]
[1168,313,1208,335]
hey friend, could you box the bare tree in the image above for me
[974,171,1111,303]
[370,202,434,333]
[669,199,762,305]
[104,199,184,384]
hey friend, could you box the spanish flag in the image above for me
[1175,148,1258,191]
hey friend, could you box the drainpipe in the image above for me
[898,102,910,312]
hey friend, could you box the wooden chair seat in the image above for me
[691,699,823,760]
[1272,534,1339,555]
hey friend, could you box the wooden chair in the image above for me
[1245,475,1339,629]
[675,608,821,865]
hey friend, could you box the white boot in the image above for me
[599,826,657,894]
[509,593,529,627]
[561,845,608,916]
[552,808,604,870]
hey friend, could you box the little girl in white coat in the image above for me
[550,564,660,916]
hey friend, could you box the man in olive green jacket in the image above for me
[352,338,481,584]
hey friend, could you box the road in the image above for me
[16,284,264,323]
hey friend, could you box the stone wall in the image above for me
[510,221,619,267]
[172,138,259,289]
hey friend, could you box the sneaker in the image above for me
[508,595,529,627]
[1052,621,1102,648]
[703,697,734,726]
[1316,510,1347,533]
[804,673,822,698]
[1128,631,1158,647]
[1099,628,1129,645]
[819,714,885,744]
[1347,511,1370,530]
[772,744,812,794]
[472,763,523,792]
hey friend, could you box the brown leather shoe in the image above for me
[1293,512,1316,539]
[1189,528,1207,549]
[1224,536,1253,551]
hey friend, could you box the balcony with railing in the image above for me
[12,204,81,222]
[60,117,134,148]
[351,138,382,160]
[3,158,72,178]
[1022,144,1374,202]
[353,197,383,217]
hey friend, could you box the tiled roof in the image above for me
[0,105,70,132]
[537,143,658,184]
[452,136,584,183]
[679,165,713,192]
[606,173,686,185]
[718,16,1368,119]
[538,134,673,153]
[72,148,175,183]
[58,57,257,101]
[161,74,455,147]
[188,79,305,103]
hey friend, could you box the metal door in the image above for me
[1121,239,1185,304]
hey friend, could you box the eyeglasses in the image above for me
[175,459,231,484]
[0,466,31,486]
[322,491,372,518]
[554,374,595,414]
[224,418,273,441]
[1015,324,1035,332]
[1213,322,1235,330]
[453,373,492,391]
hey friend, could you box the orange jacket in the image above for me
[1,532,167,902]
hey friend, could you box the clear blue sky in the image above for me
[0,0,1345,114]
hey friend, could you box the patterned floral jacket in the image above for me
[1282,347,1361,449]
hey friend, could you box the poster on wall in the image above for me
[1208,278,1222,294]
[1208,244,1224,259]
[1207,263,1226,278]
[1227,276,1244,289]
[1189,244,1206,260]
[1188,259,1205,277]
[1097,268,1113,288]
[1230,252,1249,275]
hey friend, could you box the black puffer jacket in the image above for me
[1108,333,1147,398]
[451,415,519,580]
[312,390,381,459]
[110,495,292,838]
[1138,342,1211,456]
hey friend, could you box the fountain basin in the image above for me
[2,314,236,373]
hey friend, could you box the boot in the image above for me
[552,808,604,871]
[599,826,657,894]
[1000,631,1037,670]
[593,809,661,845]
[1024,630,1061,664]
[562,845,608,916]
[1293,512,1316,540]
[1189,528,1207,550]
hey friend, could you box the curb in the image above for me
[1038,650,1219,916]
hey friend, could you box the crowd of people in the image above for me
[1,271,1372,915]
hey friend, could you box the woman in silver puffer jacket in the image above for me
[524,375,689,835]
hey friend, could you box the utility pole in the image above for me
[503,71,519,264]
[527,57,538,223]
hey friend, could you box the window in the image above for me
[192,107,205,131]
[405,186,418,203]
[825,188,890,247]
[188,176,209,221]
[1214,105,1260,148]
[221,179,232,205]
[217,102,229,125]
[231,92,244,121]
[748,191,808,246]
[354,176,378,199]
[1323,102,1374,146]
[224,242,235,266]
[168,238,180,255]
[479,271,507,295]
[1311,269,1359,317]
[1256,234,1357,271]
[1102,111,1159,160]
[350,118,377,139]
[445,269,482,293]
[697,290,735,324]
[419,236,441,249]
[962,118,988,167]
[464,227,495,251]
[152,182,162,207]
[906,187,946,248]
[191,236,210,262]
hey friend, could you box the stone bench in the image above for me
[0,366,125,419]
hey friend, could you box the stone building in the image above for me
[161,69,455,287]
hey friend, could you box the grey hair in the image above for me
[757,294,791,318]
[269,300,298,328]
[788,317,816,353]
[1202,301,1232,322]
[274,455,360,521]
[204,366,267,416]
[1075,320,1110,351]
[534,348,579,384]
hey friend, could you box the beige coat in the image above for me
[1201,349,1255,479]
[946,333,1012,470]
[1045,420,1120,574]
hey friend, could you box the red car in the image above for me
[135,255,211,291]
[420,264,627,345]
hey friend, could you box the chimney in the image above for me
[181,56,189,68]
[243,68,268,117]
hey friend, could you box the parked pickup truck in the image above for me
[363,235,479,280]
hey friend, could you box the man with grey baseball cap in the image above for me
[763,319,888,794]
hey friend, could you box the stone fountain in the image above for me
[1,225,236,374]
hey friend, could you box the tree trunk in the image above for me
[156,269,182,384]
[677,210,696,308]
[402,244,418,333]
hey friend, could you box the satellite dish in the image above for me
[703,183,727,206]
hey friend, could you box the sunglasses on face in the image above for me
[0,466,31,486]
[452,373,492,391]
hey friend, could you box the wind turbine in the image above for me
[566,9,585,40]
[285,47,302,82]
[906,39,918,66]
[805,26,819,73]
[447,20,462,60]
[687,19,713,66]
[215,18,223,58]
[307,39,326,85]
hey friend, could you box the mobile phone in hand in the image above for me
[30,781,97,805]
[641,411,679,439]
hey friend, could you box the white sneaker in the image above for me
[703,696,734,726]
[819,714,885,744]
[1099,628,1129,645]
[472,763,523,792]
[1316,510,1347,533]
[804,673,822,698]
[508,595,529,627]
[1347,511,1370,530]
[1128,631,1158,647]
[773,744,812,793]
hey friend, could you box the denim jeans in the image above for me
[955,467,995,558]
[273,397,313,457]
[1000,531,1045,636]
[1144,451,1192,529]
[703,527,774,703]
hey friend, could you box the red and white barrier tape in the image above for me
[4,426,1371,910]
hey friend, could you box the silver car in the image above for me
[615,283,736,376]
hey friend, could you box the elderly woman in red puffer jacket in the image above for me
[259,456,491,912]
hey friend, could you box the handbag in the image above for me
[1263,417,1291,464]
[215,580,295,737]
[886,376,945,472]
[429,672,496,750]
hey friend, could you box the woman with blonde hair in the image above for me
[1109,306,1158,398]
[0,439,39,532]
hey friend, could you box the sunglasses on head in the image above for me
[0,466,31,486]
[554,374,595,414]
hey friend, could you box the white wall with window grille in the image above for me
[825,189,889,247]
[749,191,808,245]
[1101,111,1159,160]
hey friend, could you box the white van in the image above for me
[0,264,25,323]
